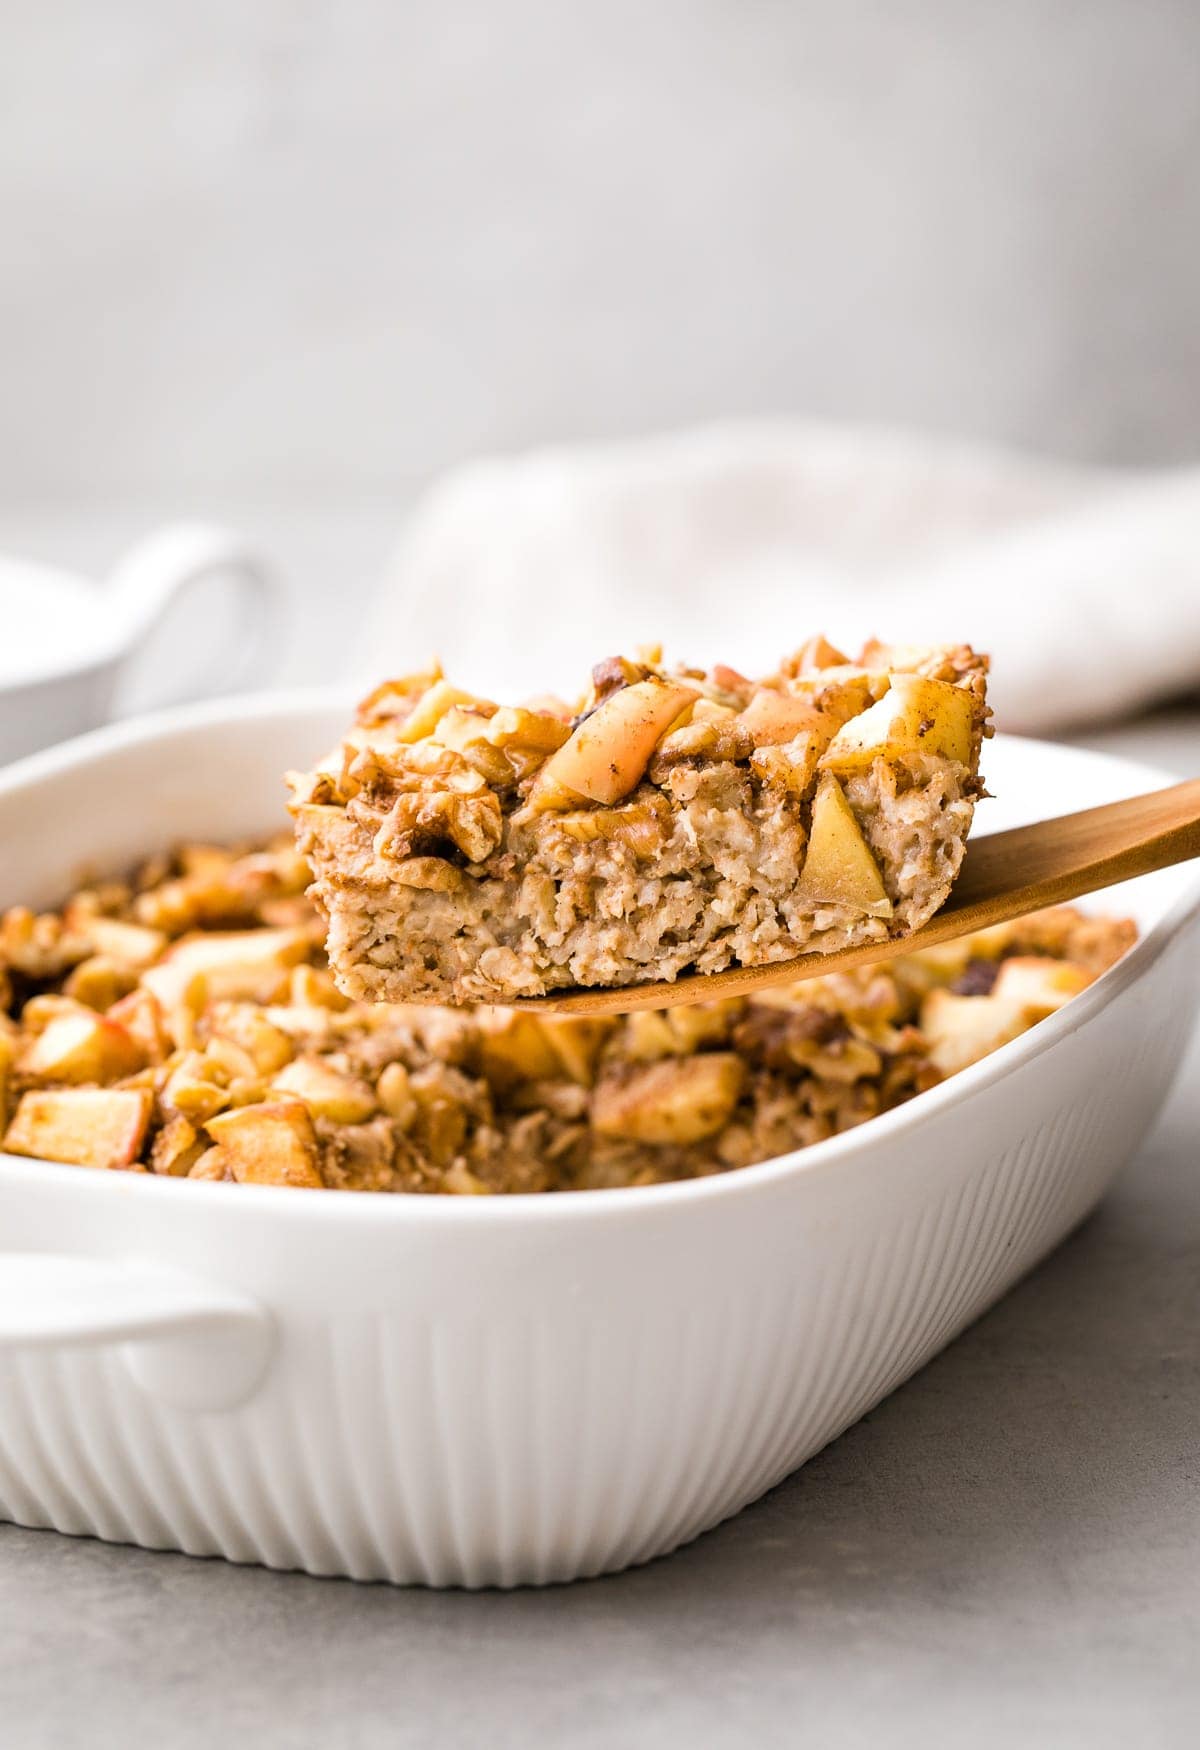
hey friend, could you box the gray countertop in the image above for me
[2,672,1198,1749]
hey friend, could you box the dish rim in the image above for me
[2,688,1197,1228]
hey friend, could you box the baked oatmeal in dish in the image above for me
[289,637,992,1004]
[0,835,1133,1192]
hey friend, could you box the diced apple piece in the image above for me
[399,680,490,744]
[107,988,171,1064]
[186,1148,230,1182]
[821,674,975,773]
[84,917,168,969]
[3,1087,151,1169]
[376,1061,417,1128]
[271,1055,378,1122]
[622,1011,679,1063]
[702,662,748,697]
[19,994,91,1036]
[537,1016,616,1086]
[19,1011,145,1085]
[739,690,824,747]
[204,1100,324,1189]
[744,675,878,751]
[534,680,698,807]
[0,1032,14,1131]
[141,927,311,1011]
[476,1012,563,1087]
[794,775,893,919]
[792,634,850,672]
[666,1003,739,1053]
[63,956,138,1011]
[991,957,1092,1018]
[920,990,1029,1077]
[591,1053,745,1145]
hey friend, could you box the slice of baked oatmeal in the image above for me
[289,638,991,1005]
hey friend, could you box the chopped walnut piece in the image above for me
[151,1115,207,1178]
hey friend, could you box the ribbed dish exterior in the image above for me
[0,935,1191,1588]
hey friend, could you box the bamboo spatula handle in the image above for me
[940,775,1200,925]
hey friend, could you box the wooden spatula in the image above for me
[513,777,1200,1015]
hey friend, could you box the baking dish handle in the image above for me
[0,1254,273,1412]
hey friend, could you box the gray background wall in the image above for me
[4,0,1200,509]
[3,0,1200,682]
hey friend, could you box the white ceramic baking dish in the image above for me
[1,696,1197,1588]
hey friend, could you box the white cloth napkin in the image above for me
[363,423,1200,733]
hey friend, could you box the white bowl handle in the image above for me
[0,1253,273,1412]
[107,522,279,713]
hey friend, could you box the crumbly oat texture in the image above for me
[289,638,991,1004]
[0,836,1134,1193]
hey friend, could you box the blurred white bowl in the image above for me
[0,698,1196,1587]
[0,525,276,763]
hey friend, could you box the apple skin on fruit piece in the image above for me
[820,674,975,773]
[739,690,824,747]
[19,1011,145,1084]
[794,774,894,919]
[792,634,850,673]
[2,1087,152,1170]
[533,679,699,807]
[741,677,877,751]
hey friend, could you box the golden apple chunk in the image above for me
[19,1011,145,1084]
[591,1053,745,1144]
[84,916,168,969]
[271,1055,378,1123]
[3,1087,152,1169]
[820,674,975,773]
[739,689,825,747]
[141,927,311,1012]
[794,774,893,918]
[919,990,1029,1077]
[204,1099,324,1188]
[991,956,1093,1017]
[533,679,698,806]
